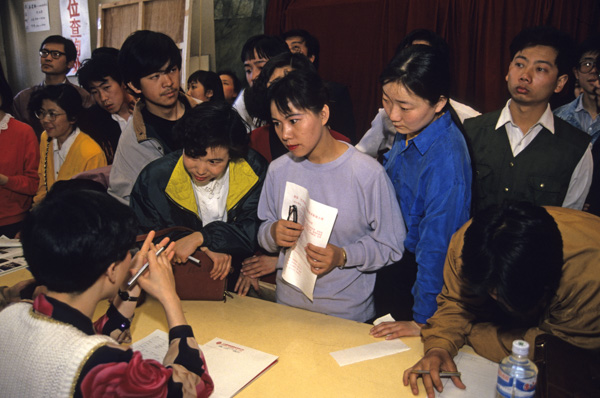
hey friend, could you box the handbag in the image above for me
[136,227,228,301]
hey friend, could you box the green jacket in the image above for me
[130,149,267,257]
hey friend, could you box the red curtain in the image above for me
[266,0,600,140]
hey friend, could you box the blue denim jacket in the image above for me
[554,95,600,144]
[384,111,472,323]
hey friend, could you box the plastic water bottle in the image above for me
[496,340,538,398]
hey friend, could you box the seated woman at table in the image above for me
[129,101,268,292]
[257,69,405,322]
[29,84,107,204]
[0,189,213,397]
[370,45,472,339]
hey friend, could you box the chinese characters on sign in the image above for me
[60,0,91,76]
[24,0,50,33]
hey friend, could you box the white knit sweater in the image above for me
[0,302,114,397]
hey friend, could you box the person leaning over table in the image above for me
[129,101,268,293]
[403,202,600,398]
[0,188,213,397]
[28,84,107,205]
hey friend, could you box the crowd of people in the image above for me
[0,24,599,397]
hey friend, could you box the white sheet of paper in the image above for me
[437,351,498,397]
[0,236,22,248]
[202,338,278,398]
[133,332,279,398]
[281,182,338,301]
[131,329,169,363]
[330,339,410,366]
[373,313,396,325]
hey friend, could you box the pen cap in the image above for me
[511,340,529,356]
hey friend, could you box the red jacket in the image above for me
[0,116,40,227]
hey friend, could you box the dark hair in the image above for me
[268,69,328,118]
[509,26,575,77]
[246,53,317,123]
[241,35,290,63]
[187,70,225,101]
[217,70,242,95]
[174,101,249,160]
[28,84,83,127]
[0,63,13,112]
[281,29,321,69]
[395,29,450,63]
[21,189,137,293]
[40,35,77,63]
[78,54,123,91]
[380,45,450,106]
[461,202,563,318]
[576,34,600,64]
[119,30,182,90]
[92,47,119,59]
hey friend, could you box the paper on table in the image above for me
[133,331,278,398]
[437,351,498,397]
[131,329,169,363]
[202,338,278,398]
[373,313,395,325]
[0,236,22,248]
[330,339,410,366]
[281,182,338,301]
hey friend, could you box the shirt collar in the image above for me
[496,99,555,134]
[399,111,452,155]
[574,94,587,114]
[53,127,80,155]
[33,294,95,335]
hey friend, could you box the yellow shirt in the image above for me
[34,129,107,204]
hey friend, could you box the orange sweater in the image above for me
[34,129,107,204]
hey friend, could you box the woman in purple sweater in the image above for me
[256,70,406,322]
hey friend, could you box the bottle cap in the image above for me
[512,340,529,356]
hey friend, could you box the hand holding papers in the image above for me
[279,182,338,300]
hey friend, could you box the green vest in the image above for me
[464,110,590,214]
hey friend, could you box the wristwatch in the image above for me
[338,248,347,269]
[118,289,139,302]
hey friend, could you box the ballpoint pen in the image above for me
[127,246,166,287]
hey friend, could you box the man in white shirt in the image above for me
[232,35,289,131]
[77,52,136,164]
[464,26,592,214]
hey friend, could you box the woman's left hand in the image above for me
[305,243,344,276]
[369,321,423,339]
[201,247,231,280]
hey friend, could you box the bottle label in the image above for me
[496,368,536,397]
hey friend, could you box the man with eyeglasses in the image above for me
[12,35,94,139]
[554,35,600,144]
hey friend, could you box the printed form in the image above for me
[280,182,338,301]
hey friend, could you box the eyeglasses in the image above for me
[578,60,597,74]
[35,110,66,121]
[39,49,66,59]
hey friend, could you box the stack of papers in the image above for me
[0,235,27,276]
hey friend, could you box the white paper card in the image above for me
[330,339,410,366]
[202,338,278,398]
[131,329,169,363]
[437,351,498,397]
[281,182,338,300]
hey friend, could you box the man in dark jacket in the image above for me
[130,102,267,292]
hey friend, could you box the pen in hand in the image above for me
[411,370,461,377]
[127,246,166,288]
